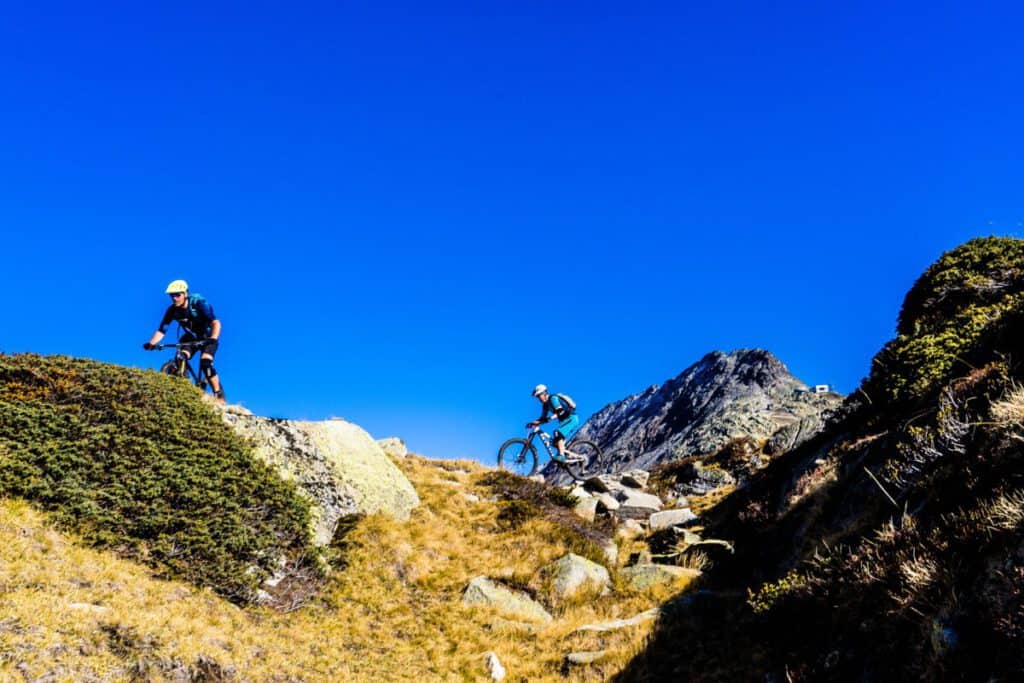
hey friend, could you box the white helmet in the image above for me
[165,279,189,294]
[532,384,547,397]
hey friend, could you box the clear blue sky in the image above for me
[2,2,1021,462]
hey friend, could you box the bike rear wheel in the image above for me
[497,439,539,477]
[562,439,601,481]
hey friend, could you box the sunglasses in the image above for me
[169,292,186,299]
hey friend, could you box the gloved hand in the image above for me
[143,342,154,351]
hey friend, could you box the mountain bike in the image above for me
[497,427,601,481]
[151,340,217,394]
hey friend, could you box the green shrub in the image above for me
[865,237,1024,405]
[0,353,314,603]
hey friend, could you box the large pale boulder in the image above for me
[219,407,419,546]
[615,489,663,519]
[462,577,553,624]
[648,508,698,530]
[539,554,611,601]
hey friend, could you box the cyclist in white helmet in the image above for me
[526,384,579,462]
[143,279,226,403]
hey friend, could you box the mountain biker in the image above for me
[526,384,579,462]
[143,279,225,404]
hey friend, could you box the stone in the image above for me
[574,608,661,632]
[615,489,663,519]
[615,519,647,540]
[462,577,553,624]
[463,493,481,503]
[595,493,620,513]
[489,618,538,633]
[568,485,589,500]
[566,651,608,665]
[619,565,701,591]
[540,554,611,601]
[377,437,408,459]
[648,508,698,530]
[67,603,110,614]
[573,495,599,523]
[485,652,506,681]
[601,540,619,565]
[582,474,621,494]
[219,410,420,546]
[620,470,650,489]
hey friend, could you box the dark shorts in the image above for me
[179,334,219,358]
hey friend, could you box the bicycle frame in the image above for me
[156,341,209,389]
[527,428,589,467]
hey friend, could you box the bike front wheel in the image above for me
[160,360,182,377]
[563,439,601,481]
[497,439,539,477]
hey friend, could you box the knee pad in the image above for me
[200,357,217,379]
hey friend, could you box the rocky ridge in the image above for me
[564,349,841,477]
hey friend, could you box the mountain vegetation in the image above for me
[615,236,1024,681]
[0,354,316,603]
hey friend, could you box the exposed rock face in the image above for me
[568,349,841,475]
[377,437,408,459]
[219,407,420,546]
[462,576,553,624]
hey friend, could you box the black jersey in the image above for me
[159,293,217,338]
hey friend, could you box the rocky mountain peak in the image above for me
[565,348,840,476]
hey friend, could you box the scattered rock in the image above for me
[67,603,110,614]
[620,470,650,489]
[462,577,553,624]
[574,608,661,632]
[615,519,647,540]
[615,489,663,519]
[619,565,701,591]
[675,462,736,495]
[582,474,621,494]
[377,437,408,459]
[540,554,610,601]
[648,508,698,531]
[566,651,608,665]
[568,484,589,499]
[595,493,620,513]
[463,493,481,503]
[489,617,538,633]
[601,540,619,565]
[573,495,599,523]
[485,651,506,681]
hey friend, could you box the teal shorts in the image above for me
[553,414,580,443]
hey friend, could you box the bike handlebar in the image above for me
[153,340,210,351]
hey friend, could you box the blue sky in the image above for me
[2,2,1021,461]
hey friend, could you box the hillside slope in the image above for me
[0,354,315,603]
[616,236,1024,681]
[0,354,696,680]
[0,455,696,681]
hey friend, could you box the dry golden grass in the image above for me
[0,456,696,681]
[688,484,736,515]
[990,383,1024,430]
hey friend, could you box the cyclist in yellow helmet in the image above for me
[143,279,226,403]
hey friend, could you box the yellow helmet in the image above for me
[165,279,189,294]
